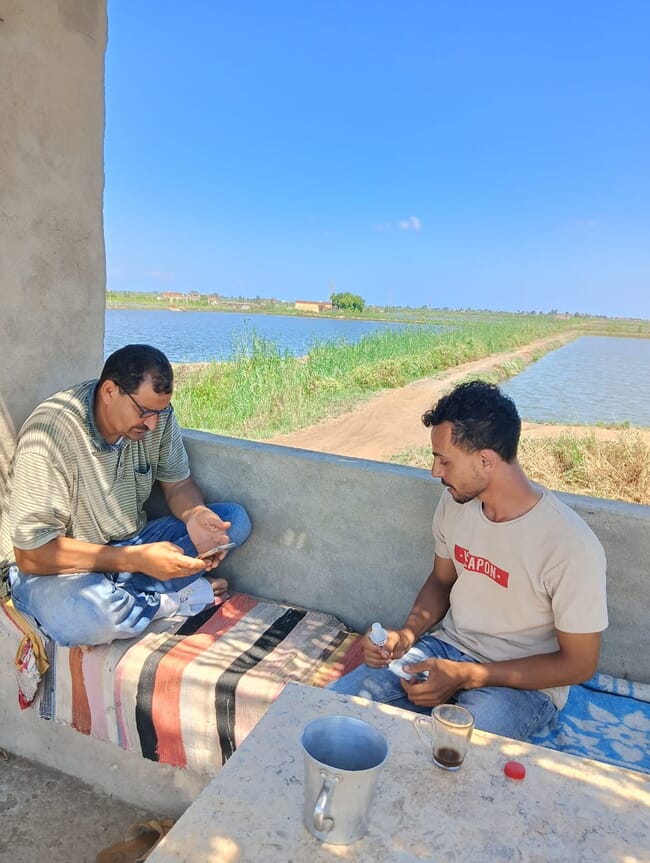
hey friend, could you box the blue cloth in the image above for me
[328,634,557,741]
[530,672,650,775]
[10,502,251,646]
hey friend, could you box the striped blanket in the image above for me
[1,593,364,774]
[3,599,649,776]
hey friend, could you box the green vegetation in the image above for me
[390,430,650,506]
[112,297,648,505]
[331,291,365,312]
[172,316,573,438]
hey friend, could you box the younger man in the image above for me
[330,381,607,740]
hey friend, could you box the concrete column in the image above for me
[0,1,107,507]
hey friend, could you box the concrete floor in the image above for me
[0,748,164,863]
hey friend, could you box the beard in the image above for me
[442,479,481,505]
[446,487,476,504]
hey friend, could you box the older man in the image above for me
[330,380,607,740]
[0,344,251,646]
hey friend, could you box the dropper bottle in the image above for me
[369,622,388,647]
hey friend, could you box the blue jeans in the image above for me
[10,502,251,647]
[328,635,558,740]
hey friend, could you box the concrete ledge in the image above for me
[0,627,207,815]
[181,431,650,684]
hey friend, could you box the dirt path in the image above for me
[266,332,650,461]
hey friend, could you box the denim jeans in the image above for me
[328,634,558,740]
[10,502,251,647]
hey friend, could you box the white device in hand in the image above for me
[388,658,429,682]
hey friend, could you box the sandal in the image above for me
[95,818,175,863]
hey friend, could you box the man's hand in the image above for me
[363,627,414,667]
[127,541,206,580]
[185,506,232,571]
[400,658,470,706]
[160,479,234,571]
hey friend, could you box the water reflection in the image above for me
[502,336,650,426]
[105,309,415,362]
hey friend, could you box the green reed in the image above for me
[172,316,573,438]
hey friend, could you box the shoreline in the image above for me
[263,332,650,461]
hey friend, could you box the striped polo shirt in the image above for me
[0,380,190,564]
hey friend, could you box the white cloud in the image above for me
[375,216,422,232]
[399,216,421,232]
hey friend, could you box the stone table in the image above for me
[148,682,650,863]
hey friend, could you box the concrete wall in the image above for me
[182,431,650,685]
[0,1,107,507]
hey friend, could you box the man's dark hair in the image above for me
[422,380,521,463]
[99,344,173,395]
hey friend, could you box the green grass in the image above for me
[172,316,574,438]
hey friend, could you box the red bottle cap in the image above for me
[504,760,526,781]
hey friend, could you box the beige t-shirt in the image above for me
[432,487,608,709]
[0,380,190,562]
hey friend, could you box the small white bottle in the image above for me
[369,621,388,647]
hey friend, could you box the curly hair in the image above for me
[422,380,521,463]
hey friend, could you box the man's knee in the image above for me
[456,687,556,740]
[13,573,158,647]
[208,501,252,545]
[328,665,405,704]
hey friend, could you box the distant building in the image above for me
[294,300,333,313]
[160,291,186,302]
[188,291,201,302]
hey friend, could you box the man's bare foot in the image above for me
[206,576,229,598]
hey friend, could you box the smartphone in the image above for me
[198,542,236,559]
[388,659,429,683]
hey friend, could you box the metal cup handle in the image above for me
[312,770,341,833]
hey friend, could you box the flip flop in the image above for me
[95,818,175,863]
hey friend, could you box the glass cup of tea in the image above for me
[415,704,474,770]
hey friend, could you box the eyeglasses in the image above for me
[121,388,174,419]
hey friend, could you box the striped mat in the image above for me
[3,599,649,776]
[2,593,364,774]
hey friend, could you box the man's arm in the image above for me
[364,554,457,666]
[14,535,206,580]
[14,477,227,579]
[403,630,602,706]
[160,477,212,524]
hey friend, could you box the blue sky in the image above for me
[104,2,650,318]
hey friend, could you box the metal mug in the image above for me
[301,715,389,845]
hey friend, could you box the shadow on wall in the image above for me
[0,397,17,513]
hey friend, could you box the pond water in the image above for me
[104,309,413,362]
[501,336,650,427]
[105,313,650,427]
